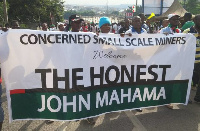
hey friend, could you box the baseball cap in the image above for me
[69,14,84,22]
[168,14,180,19]
[99,17,111,28]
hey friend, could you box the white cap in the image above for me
[168,14,180,19]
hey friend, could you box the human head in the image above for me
[69,14,84,32]
[162,19,169,27]
[168,14,180,27]
[50,24,55,28]
[83,22,87,26]
[132,16,142,29]
[184,12,192,22]
[138,13,146,23]
[125,18,130,28]
[120,20,125,27]
[99,17,111,28]
[99,17,111,33]
[91,22,94,26]
[42,23,48,31]
[5,23,10,28]
[11,20,20,29]
[58,23,65,31]
[194,14,200,29]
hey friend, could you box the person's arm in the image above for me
[159,27,171,35]
[183,28,190,33]
[120,29,132,37]
[1,27,8,32]
[159,28,164,34]
[118,28,123,34]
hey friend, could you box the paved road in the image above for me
[1,83,200,131]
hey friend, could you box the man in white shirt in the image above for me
[125,16,147,35]
[160,14,181,34]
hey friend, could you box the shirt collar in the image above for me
[132,27,144,34]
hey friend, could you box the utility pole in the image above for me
[142,0,144,13]
[107,0,108,16]
[3,0,8,23]
[136,0,138,15]
[160,0,164,15]
[136,0,138,7]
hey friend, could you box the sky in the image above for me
[63,0,142,5]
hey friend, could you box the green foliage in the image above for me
[20,23,28,29]
[80,10,95,16]
[181,0,200,14]
[111,11,119,16]
[7,0,64,24]
[0,1,9,25]
[63,10,95,20]
[64,10,77,19]
[0,2,4,24]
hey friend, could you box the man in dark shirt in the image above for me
[182,12,195,31]
[118,19,130,34]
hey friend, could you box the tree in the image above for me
[63,10,77,19]
[111,11,119,16]
[63,10,96,20]
[7,0,64,24]
[0,2,4,24]
[80,10,95,16]
[0,1,9,25]
[181,0,200,14]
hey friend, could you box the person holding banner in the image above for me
[118,19,130,34]
[41,23,49,31]
[2,20,20,32]
[11,20,20,29]
[98,17,111,33]
[160,14,181,34]
[160,14,182,109]
[68,14,84,32]
[68,14,96,124]
[58,23,65,31]
[160,19,169,29]
[124,16,147,36]
[42,21,56,125]
[138,13,149,33]
[183,14,200,103]
[124,16,147,112]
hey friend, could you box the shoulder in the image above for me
[159,27,170,34]
[141,28,147,34]
[125,29,132,34]
[187,21,195,24]
[143,23,149,27]
[189,26,196,33]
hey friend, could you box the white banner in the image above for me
[0,30,196,122]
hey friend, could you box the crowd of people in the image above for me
[0,12,200,129]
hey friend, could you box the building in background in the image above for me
[143,0,174,15]
[81,16,120,24]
